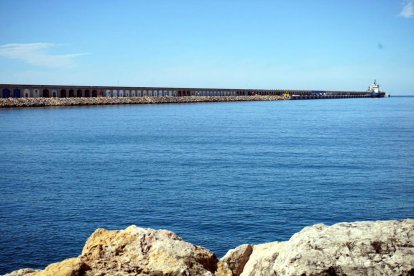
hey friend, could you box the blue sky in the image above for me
[0,1,413,94]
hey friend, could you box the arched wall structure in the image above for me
[1,84,376,100]
[2,88,11,98]
[60,89,67,98]
[33,89,39,98]
[42,89,49,98]
[13,88,21,98]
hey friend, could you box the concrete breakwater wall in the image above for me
[0,95,285,108]
[7,220,414,276]
[1,83,384,99]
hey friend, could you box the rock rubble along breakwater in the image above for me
[6,219,414,276]
[0,96,285,108]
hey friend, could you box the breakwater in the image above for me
[0,93,385,108]
[0,95,286,108]
[1,82,386,103]
[6,220,414,276]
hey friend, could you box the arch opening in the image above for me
[13,88,21,98]
[76,90,82,97]
[33,89,39,98]
[60,90,67,98]
[2,88,11,98]
[42,89,50,98]
[92,90,98,97]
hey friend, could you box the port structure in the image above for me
[0,81,386,99]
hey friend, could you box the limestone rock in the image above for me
[235,241,285,276]
[4,268,39,276]
[7,225,218,276]
[79,225,218,275]
[7,220,414,276]
[6,258,88,276]
[221,219,414,276]
[0,95,284,108]
[216,244,253,276]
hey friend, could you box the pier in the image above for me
[0,83,386,100]
[0,82,386,107]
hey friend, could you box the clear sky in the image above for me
[0,0,413,94]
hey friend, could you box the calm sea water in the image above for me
[0,98,413,273]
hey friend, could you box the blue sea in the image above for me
[0,98,413,274]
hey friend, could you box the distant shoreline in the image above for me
[0,96,287,108]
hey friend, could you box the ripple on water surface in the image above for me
[0,98,413,273]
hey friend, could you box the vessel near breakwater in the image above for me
[0,81,387,108]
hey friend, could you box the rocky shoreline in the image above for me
[6,219,414,276]
[0,95,286,108]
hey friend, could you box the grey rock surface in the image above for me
[6,220,413,276]
[0,95,285,108]
[217,220,414,276]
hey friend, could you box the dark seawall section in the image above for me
[0,96,285,108]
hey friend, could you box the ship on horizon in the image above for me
[368,80,389,97]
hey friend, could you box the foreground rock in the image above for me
[6,220,414,276]
[0,95,285,108]
[217,219,414,276]
[7,225,218,276]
